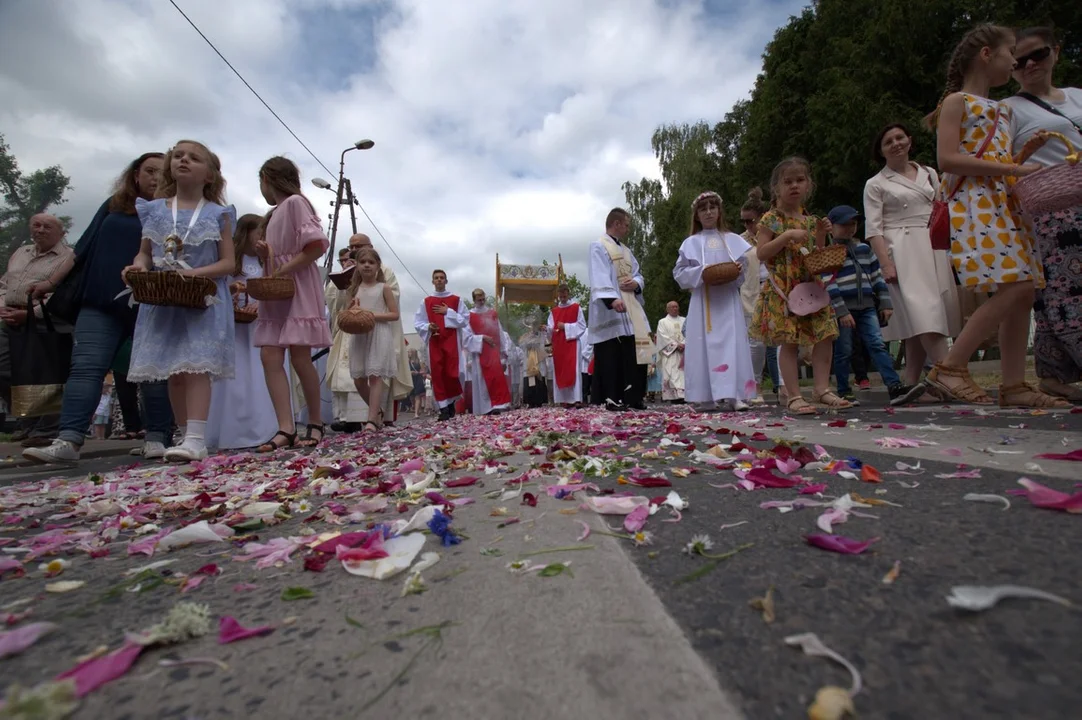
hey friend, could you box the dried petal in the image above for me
[218,616,275,644]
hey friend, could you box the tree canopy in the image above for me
[0,133,73,268]
[623,1,1081,322]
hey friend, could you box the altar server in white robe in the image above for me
[655,302,686,402]
[325,247,367,430]
[546,284,588,405]
[579,329,594,403]
[673,191,756,409]
[588,207,652,410]
[461,289,512,415]
[413,269,469,420]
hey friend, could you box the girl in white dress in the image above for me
[206,214,280,449]
[347,247,400,432]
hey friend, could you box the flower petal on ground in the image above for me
[56,642,144,698]
[0,621,57,659]
[218,616,275,644]
[1016,478,1082,513]
[623,505,650,533]
[805,534,878,555]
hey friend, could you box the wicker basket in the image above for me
[247,247,295,301]
[233,292,257,324]
[1013,131,1082,215]
[128,270,216,309]
[337,307,376,334]
[802,244,847,276]
[702,262,741,286]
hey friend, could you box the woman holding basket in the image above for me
[1004,27,1082,403]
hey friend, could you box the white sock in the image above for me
[177,424,187,438]
[184,420,206,449]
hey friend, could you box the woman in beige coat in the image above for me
[864,123,961,389]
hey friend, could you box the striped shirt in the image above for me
[0,242,74,308]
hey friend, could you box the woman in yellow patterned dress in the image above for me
[924,24,1070,408]
[752,157,850,415]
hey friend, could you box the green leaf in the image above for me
[231,518,265,532]
[345,614,365,629]
[538,562,574,578]
[479,547,504,557]
[281,586,315,601]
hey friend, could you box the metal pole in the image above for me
[324,148,349,272]
[344,178,358,235]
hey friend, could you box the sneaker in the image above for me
[163,442,208,463]
[749,396,766,406]
[733,399,750,411]
[858,380,871,390]
[143,441,166,460]
[840,391,860,407]
[23,440,80,464]
[888,383,925,407]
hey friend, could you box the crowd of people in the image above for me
[0,24,1077,466]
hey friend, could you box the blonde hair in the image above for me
[923,24,1015,129]
[688,191,728,235]
[768,157,814,210]
[348,246,386,294]
[156,140,226,204]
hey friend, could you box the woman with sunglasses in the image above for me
[1004,27,1082,403]
[738,187,780,403]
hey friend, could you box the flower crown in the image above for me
[691,191,722,209]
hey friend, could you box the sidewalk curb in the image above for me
[0,444,141,471]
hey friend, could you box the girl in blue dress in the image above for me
[124,140,237,462]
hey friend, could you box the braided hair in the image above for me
[924,24,1014,130]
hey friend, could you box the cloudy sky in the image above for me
[0,0,805,331]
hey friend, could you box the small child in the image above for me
[824,205,922,407]
[92,375,115,440]
[347,246,401,432]
[124,139,237,461]
[751,157,851,414]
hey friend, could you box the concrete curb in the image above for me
[0,442,142,471]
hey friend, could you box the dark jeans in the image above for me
[593,335,646,408]
[113,372,142,433]
[833,308,900,394]
[764,345,780,388]
[57,307,172,446]
[851,332,871,383]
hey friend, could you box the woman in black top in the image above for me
[23,153,174,464]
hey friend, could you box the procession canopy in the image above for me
[495,253,564,306]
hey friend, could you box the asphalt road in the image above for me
[1,402,1079,719]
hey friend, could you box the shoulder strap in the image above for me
[1018,91,1082,134]
[944,106,1001,201]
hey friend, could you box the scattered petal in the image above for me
[1015,478,1082,513]
[45,580,86,593]
[881,560,901,585]
[963,493,1011,510]
[805,535,878,555]
[218,616,275,644]
[0,621,57,659]
[946,585,1072,612]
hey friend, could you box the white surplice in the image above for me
[673,230,756,404]
[580,331,593,373]
[655,314,686,401]
[461,307,511,415]
[587,236,646,346]
[546,301,587,404]
[412,290,469,408]
[325,277,367,422]
[207,257,280,449]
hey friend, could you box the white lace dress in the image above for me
[349,282,397,379]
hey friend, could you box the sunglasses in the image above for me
[741,218,758,225]
[1015,46,1052,67]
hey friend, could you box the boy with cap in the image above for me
[825,205,923,407]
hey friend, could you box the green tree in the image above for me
[0,133,74,268]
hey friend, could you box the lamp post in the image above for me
[313,139,374,270]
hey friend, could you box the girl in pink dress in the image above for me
[253,157,332,451]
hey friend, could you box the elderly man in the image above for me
[326,233,411,426]
[0,214,75,446]
[655,301,686,403]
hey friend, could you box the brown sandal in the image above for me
[813,390,852,409]
[786,396,817,415]
[999,382,1073,409]
[925,363,994,405]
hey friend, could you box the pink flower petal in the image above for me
[1034,448,1082,462]
[805,534,878,555]
[218,616,275,644]
[745,467,801,489]
[800,483,828,495]
[444,476,479,487]
[576,521,591,542]
[0,557,24,579]
[713,364,730,372]
[0,621,56,659]
[744,379,758,395]
[57,642,144,697]
[623,505,650,533]
[1017,478,1082,513]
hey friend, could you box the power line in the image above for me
[167,0,427,294]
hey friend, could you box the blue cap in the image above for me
[827,205,861,225]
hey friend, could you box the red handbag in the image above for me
[928,106,1000,251]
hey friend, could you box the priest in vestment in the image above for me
[672,212,755,408]
[655,301,686,402]
[546,283,587,406]
[461,289,511,415]
[588,208,651,410]
[325,247,366,431]
[413,269,468,421]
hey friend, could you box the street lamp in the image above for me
[322,140,375,270]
